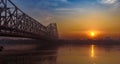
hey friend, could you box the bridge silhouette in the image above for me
[0,0,58,40]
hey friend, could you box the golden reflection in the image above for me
[91,45,94,58]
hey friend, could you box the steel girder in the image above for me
[0,0,58,39]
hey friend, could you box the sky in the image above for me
[12,0,120,39]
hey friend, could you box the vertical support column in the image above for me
[0,0,2,32]
[4,0,7,26]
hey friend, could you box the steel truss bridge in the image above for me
[0,0,58,40]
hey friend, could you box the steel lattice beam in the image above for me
[0,0,58,40]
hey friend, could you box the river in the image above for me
[0,43,120,64]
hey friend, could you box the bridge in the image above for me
[0,0,58,40]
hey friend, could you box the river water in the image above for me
[56,44,120,64]
[1,43,120,64]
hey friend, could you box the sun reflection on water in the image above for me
[91,44,94,58]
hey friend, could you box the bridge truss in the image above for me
[0,0,58,40]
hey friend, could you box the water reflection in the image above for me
[91,44,94,58]
[0,45,58,64]
[1,43,120,64]
[57,44,120,64]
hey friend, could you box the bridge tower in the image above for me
[47,23,58,39]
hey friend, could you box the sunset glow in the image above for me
[87,31,98,38]
[91,32,95,37]
[13,0,120,39]
[2,0,120,64]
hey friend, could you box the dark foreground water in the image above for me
[0,43,120,64]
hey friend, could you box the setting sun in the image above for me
[91,32,95,37]
[90,32,95,37]
[86,31,99,38]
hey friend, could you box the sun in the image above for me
[86,31,99,38]
[90,32,95,37]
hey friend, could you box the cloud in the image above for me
[110,2,120,14]
[56,8,86,12]
[55,8,87,14]
[55,7,102,15]
[61,0,69,3]
[100,0,118,4]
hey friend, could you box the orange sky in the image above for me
[56,10,120,39]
